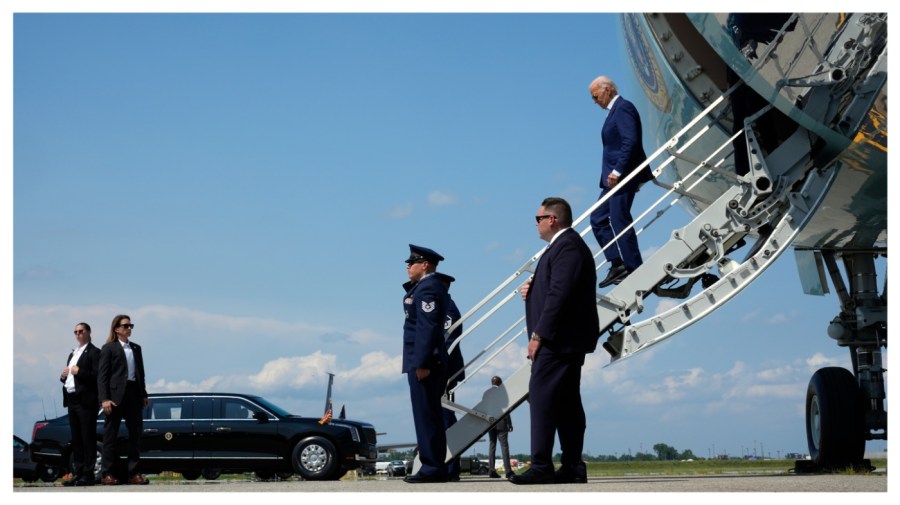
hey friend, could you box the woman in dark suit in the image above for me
[59,322,101,486]
[97,314,150,485]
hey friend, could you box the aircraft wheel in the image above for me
[806,367,865,468]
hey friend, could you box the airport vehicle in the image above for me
[13,435,40,482]
[385,460,407,477]
[421,13,886,475]
[459,456,492,475]
[29,392,378,481]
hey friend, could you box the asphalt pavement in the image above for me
[12,471,889,493]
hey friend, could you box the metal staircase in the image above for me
[409,13,878,473]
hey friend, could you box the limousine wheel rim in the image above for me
[301,443,328,472]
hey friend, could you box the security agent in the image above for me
[401,244,451,483]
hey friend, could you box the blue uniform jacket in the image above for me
[402,274,450,373]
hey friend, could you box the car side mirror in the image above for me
[253,411,269,423]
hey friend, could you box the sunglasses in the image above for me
[535,215,556,223]
[117,323,135,329]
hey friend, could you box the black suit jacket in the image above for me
[525,228,600,354]
[60,342,101,408]
[98,339,148,405]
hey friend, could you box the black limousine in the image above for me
[29,392,378,481]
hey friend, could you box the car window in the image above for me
[192,397,213,419]
[218,398,255,420]
[145,398,186,420]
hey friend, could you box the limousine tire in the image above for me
[292,436,337,481]
[181,470,201,481]
[202,468,222,480]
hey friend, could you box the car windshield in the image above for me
[248,396,292,417]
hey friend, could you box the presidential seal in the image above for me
[623,13,671,113]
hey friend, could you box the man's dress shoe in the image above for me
[508,469,555,485]
[403,472,447,483]
[599,265,629,288]
[554,468,587,484]
[128,474,150,485]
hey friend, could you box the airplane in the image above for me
[416,12,885,475]
[615,12,886,472]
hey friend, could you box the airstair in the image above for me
[411,13,883,472]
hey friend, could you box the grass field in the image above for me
[584,458,888,476]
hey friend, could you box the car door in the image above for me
[188,396,214,463]
[208,396,282,464]
[140,396,194,465]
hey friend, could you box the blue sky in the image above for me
[4,3,890,485]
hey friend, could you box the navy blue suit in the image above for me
[402,273,450,478]
[525,228,600,477]
[60,343,101,480]
[590,95,651,271]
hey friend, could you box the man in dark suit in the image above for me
[401,245,451,483]
[512,197,600,485]
[59,322,101,486]
[98,314,150,486]
[588,76,653,288]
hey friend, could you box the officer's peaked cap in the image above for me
[405,244,444,264]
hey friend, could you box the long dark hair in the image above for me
[107,314,131,343]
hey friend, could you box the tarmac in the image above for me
[12,470,889,494]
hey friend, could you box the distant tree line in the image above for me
[383,442,701,463]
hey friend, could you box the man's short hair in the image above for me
[541,197,573,227]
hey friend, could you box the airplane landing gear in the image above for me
[804,367,866,470]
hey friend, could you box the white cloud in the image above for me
[741,383,803,398]
[15,265,65,281]
[385,202,414,219]
[766,309,800,325]
[343,351,402,383]
[248,352,338,390]
[740,310,761,323]
[426,190,457,207]
[805,352,846,370]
